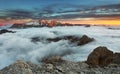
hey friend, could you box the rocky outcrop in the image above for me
[0,60,33,74]
[1,57,120,74]
[87,46,120,67]
[31,37,41,43]
[1,46,120,74]
[31,35,94,45]
[77,35,94,45]
[0,29,15,34]
[47,35,94,46]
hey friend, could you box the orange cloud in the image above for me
[0,19,32,24]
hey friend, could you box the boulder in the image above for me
[87,46,120,67]
[77,35,94,45]
[87,46,113,67]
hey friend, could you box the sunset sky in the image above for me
[0,0,120,26]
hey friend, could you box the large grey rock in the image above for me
[0,60,33,74]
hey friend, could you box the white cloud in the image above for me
[0,26,120,69]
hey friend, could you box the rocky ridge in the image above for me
[0,46,120,74]
[31,35,94,46]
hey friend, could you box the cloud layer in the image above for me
[0,26,120,69]
[0,3,120,19]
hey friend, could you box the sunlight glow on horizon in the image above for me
[0,18,120,26]
[60,18,120,26]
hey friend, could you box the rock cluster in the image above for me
[47,35,94,46]
[0,29,15,34]
[87,46,120,67]
[0,46,120,74]
[31,35,94,46]
[1,56,120,74]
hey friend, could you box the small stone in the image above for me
[56,66,65,72]
[54,70,62,74]
[68,71,77,74]
[46,64,54,70]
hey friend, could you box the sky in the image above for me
[0,0,120,9]
[0,0,120,25]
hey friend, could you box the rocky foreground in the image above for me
[0,46,120,74]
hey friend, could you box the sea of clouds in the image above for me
[0,26,120,69]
